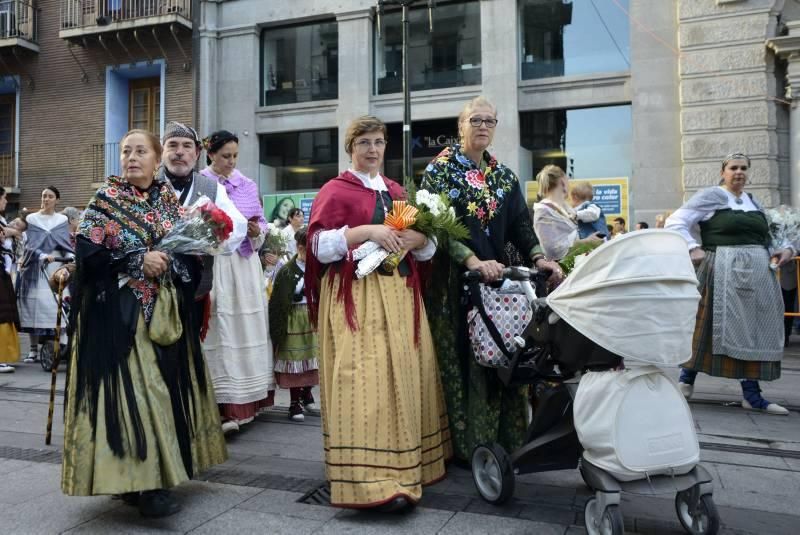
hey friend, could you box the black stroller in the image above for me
[465,232,721,535]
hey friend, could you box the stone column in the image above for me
[215,26,261,180]
[768,19,800,207]
[480,0,521,176]
[336,10,373,172]
[629,0,681,224]
[196,1,219,140]
[790,59,800,207]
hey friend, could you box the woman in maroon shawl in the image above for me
[305,116,452,512]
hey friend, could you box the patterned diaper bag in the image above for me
[466,280,533,368]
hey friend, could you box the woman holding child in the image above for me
[532,165,604,262]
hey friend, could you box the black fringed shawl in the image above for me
[68,175,205,477]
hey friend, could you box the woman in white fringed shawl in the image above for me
[532,165,603,264]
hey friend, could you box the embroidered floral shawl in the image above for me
[78,174,185,320]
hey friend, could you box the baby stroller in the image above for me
[39,257,73,372]
[466,231,720,535]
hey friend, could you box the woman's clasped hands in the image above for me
[369,225,428,253]
[143,251,170,279]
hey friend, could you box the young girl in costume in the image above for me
[269,228,319,421]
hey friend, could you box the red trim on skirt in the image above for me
[275,370,319,389]
[219,391,275,424]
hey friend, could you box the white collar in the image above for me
[349,169,388,191]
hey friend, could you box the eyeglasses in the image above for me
[354,139,387,150]
[468,117,498,128]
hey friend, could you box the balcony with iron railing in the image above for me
[93,142,121,183]
[0,151,18,189]
[60,0,191,40]
[0,1,39,53]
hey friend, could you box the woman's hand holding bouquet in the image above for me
[353,182,469,279]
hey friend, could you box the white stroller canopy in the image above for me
[546,230,700,366]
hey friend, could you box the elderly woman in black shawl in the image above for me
[61,130,227,517]
[17,186,74,363]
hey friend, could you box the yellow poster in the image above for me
[526,177,630,226]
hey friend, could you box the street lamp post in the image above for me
[377,0,435,181]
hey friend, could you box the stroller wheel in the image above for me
[675,489,719,535]
[39,342,57,372]
[471,443,514,505]
[584,498,624,535]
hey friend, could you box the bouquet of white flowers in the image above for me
[264,224,289,256]
[352,181,469,279]
[765,205,800,270]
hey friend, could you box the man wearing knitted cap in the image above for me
[158,121,247,338]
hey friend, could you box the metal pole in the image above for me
[401,2,412,181]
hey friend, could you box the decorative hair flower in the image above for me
[201,136,211,151]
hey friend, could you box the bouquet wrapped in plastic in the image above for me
[353,181,469,279]
[264,225,289,257]
[156,196,234,255]
[765,205,800,270]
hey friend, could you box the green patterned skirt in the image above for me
[426,264,528,463]
[61,313,227,496]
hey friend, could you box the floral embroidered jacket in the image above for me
[421,144,541,264]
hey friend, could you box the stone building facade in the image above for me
[195,0,800,223]
[1,0,194,211]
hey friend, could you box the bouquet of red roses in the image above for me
[156,196,234,255]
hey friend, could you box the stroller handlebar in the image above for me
[48,257,74,264]
[462,265,545,283]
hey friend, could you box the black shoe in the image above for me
[373,496,414,513]
[301,391,316,410]
[115,491,140,506]
[138,489,181,518]
[288,402,305,422]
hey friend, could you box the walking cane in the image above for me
[45,275,66,446]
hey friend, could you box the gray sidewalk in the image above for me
[1,342,799,534]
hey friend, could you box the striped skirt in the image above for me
[683,250,781,381]
[318,271,452,507]
[275,304,319,389]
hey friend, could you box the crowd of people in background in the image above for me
[0,96,793,519]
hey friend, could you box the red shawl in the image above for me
[305,171,427,343]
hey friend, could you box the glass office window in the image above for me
[375,0,481,95]
[520,0,630,80]
[383,118,460,180]
[260,129,339,191]
[520,105,631,180]
[262,21,339,105]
